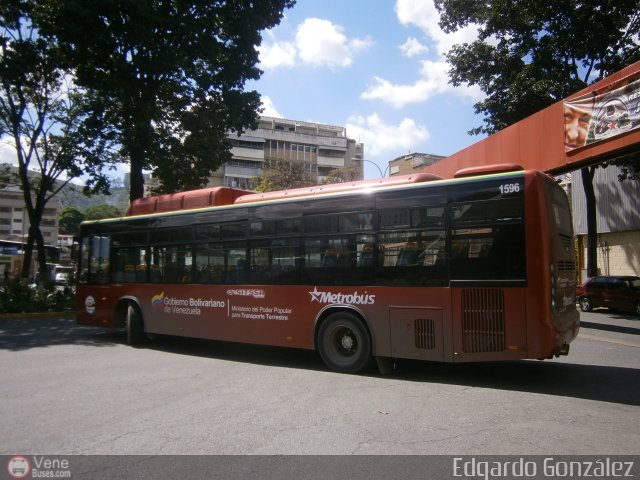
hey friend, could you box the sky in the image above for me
[253,0,486,179]
[0,0,487,182]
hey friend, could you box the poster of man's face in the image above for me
[564,77,640,152]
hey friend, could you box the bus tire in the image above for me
[634,301,640,316]
[317,312,371,373]
[579,297,592,312]
[126,303,146,346]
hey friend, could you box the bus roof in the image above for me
[126,186,254,216]
[234,172,444,205]
[84,167,532,226]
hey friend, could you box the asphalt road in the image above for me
[1,309,639,457]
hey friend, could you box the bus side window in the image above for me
[158,245,193,283]
[195,244,224,283]
[225,246,247,284]
[378,230,446,286]
[82,235,109,284]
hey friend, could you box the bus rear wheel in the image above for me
[317,312,371,373]
[126,303,146,346]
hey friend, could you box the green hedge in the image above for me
[0,278,75,313]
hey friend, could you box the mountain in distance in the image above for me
[58,182,130,214]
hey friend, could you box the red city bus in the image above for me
[76,165,579,373]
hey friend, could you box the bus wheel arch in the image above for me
[315,308,372,374]
[115,298,146,346]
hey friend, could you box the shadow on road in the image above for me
[0,317,121,351]
[2,317,638,407]
[393,358,640,407]
[143,333,640,408]
[580,320,640,336]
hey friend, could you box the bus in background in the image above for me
[75,165,579,373]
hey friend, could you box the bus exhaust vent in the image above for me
[415,318,436,350]
[559,234,572,251]
[461,289,506,353]
[558,261,576,272]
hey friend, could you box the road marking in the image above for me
[579,332,640,348]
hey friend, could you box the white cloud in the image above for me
[258,34,297,69]
[295,18,373,69]
[346,113,430,156]
[260,96,283,118]
[399,37,429,58]
[363,1,486,110]
[362,59,481,108]
[259,18,373,71]
[395,0,479,57]
[0,140,18,166]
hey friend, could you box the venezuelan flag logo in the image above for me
[151,292,165,309]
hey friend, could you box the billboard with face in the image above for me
[564,77,640,152]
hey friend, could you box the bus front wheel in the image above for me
[317,312,371,373]
[126,303,146,346]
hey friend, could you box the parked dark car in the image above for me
[576,275,640,315]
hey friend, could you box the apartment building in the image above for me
[388,152,446,177]
[211,116,364,189]
[0,187,61,246]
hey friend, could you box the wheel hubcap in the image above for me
[334,327,357,357]
[341,334,354,350]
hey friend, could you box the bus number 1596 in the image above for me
[499,183,521,194]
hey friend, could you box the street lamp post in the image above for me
[353,158,389,178]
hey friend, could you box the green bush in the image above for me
[0,278,75,314]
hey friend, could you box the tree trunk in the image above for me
[581,166,598,277]
[20,229,36,279]
[127,113,151,202]
[129,155,145,202]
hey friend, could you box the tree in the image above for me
[84,204,121,220]
[37,0,296,202]
[253,159,315,192]
[59,207,84,235]
[1,0,115,278]
[611,152,640,181]
[435,0,640,276]
[322,165,362,184]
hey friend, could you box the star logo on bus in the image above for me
[309,287,323,303]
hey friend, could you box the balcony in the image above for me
[224,165,263,178]
[230,146,265,161]
[250,128,348,148]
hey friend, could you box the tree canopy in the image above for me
[59,207,84,235]
[37,0,296,201]
[83,204,121,220]
[1,0,115,277]
[322,165,362,184]
[435,0,640,276]
[253,159,315,192]
[435,0,640,135]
